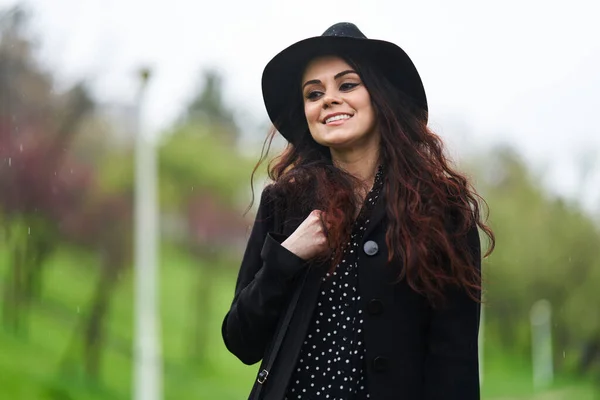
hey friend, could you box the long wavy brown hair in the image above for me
[250,52,495,306]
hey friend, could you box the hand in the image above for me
[281,210,330,261]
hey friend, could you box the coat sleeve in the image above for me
[221,186,307,365]
[424,224,482,400]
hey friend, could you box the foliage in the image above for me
[182,69,239,143]
[158,123,256,210]
[157,123,258,363]
[0,5,133,379]
[472,147,600,376]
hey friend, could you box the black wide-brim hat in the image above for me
[261,22,428,145]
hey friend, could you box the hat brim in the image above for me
[261,35,428,144]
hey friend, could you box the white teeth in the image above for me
[325,114,351,124]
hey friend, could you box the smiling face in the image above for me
[301,56,378,151]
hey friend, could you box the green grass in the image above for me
[0,244,259,400]
[0,245,598,399]
[481,345,599,399]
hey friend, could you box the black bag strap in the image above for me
[254,268,309,397]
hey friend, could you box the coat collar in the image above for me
[362,185,387,239]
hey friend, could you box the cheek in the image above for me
[367,106,377,126]
[304,103,320,124]
[354,90,376,123]
[362,100,377,127]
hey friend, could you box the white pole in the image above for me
[133,68,162,400]
[530,299,553,391]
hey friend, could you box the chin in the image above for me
[317,131,360,146]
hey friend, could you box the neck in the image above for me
[330,138,380,189]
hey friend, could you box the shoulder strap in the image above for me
[253,268,309,398]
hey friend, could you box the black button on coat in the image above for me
[221,185,482,400]
[367,299,385,316]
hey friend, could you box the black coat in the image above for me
[221,185,482,400]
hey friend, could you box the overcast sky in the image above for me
[3,0,599,213]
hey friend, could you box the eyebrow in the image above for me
[302,69,357,90]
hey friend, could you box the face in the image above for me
[301,56,378,150]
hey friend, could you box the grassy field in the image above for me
[0,245,598,399]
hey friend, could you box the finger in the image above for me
[320,218,331,237]
[316,211,329,228]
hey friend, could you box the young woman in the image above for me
[222,22,495,400]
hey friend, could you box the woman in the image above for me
[222,22,495,400]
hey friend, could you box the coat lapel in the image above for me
[362,187,387,239]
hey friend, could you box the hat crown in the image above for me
[322,22,367,39]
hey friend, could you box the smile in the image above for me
[324,114,353,124]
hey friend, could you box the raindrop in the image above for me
[8,158,11,167]
[19,144,23,152]
[77,306,80,313]
[28,227,31,235]
[563,351,566,358]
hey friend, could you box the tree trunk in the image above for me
[19,240,52,338]
[2,242,25,333]
[82,255,121,379]
[58,249,123,381]
[578,335,600,375]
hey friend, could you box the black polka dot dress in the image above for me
[285,166,384,400]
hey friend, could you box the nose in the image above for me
[322,93,342,109]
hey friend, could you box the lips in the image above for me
[323,113,353,124]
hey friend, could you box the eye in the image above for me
[305,90,323,100]
[340,82,359,91]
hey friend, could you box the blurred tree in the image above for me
[470,146,600,379]
[158,124,251,208]
[182,69,238,143]
[0,6,54,127]
[0,85,96,333]
[83,119,259,367]
[0,6,96,333]
[0,5,134,382]
[59,192,133,379]
[158,123,253,365]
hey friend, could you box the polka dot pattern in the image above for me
[285,166,384,400]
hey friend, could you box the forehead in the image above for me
[302,56,353,82]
